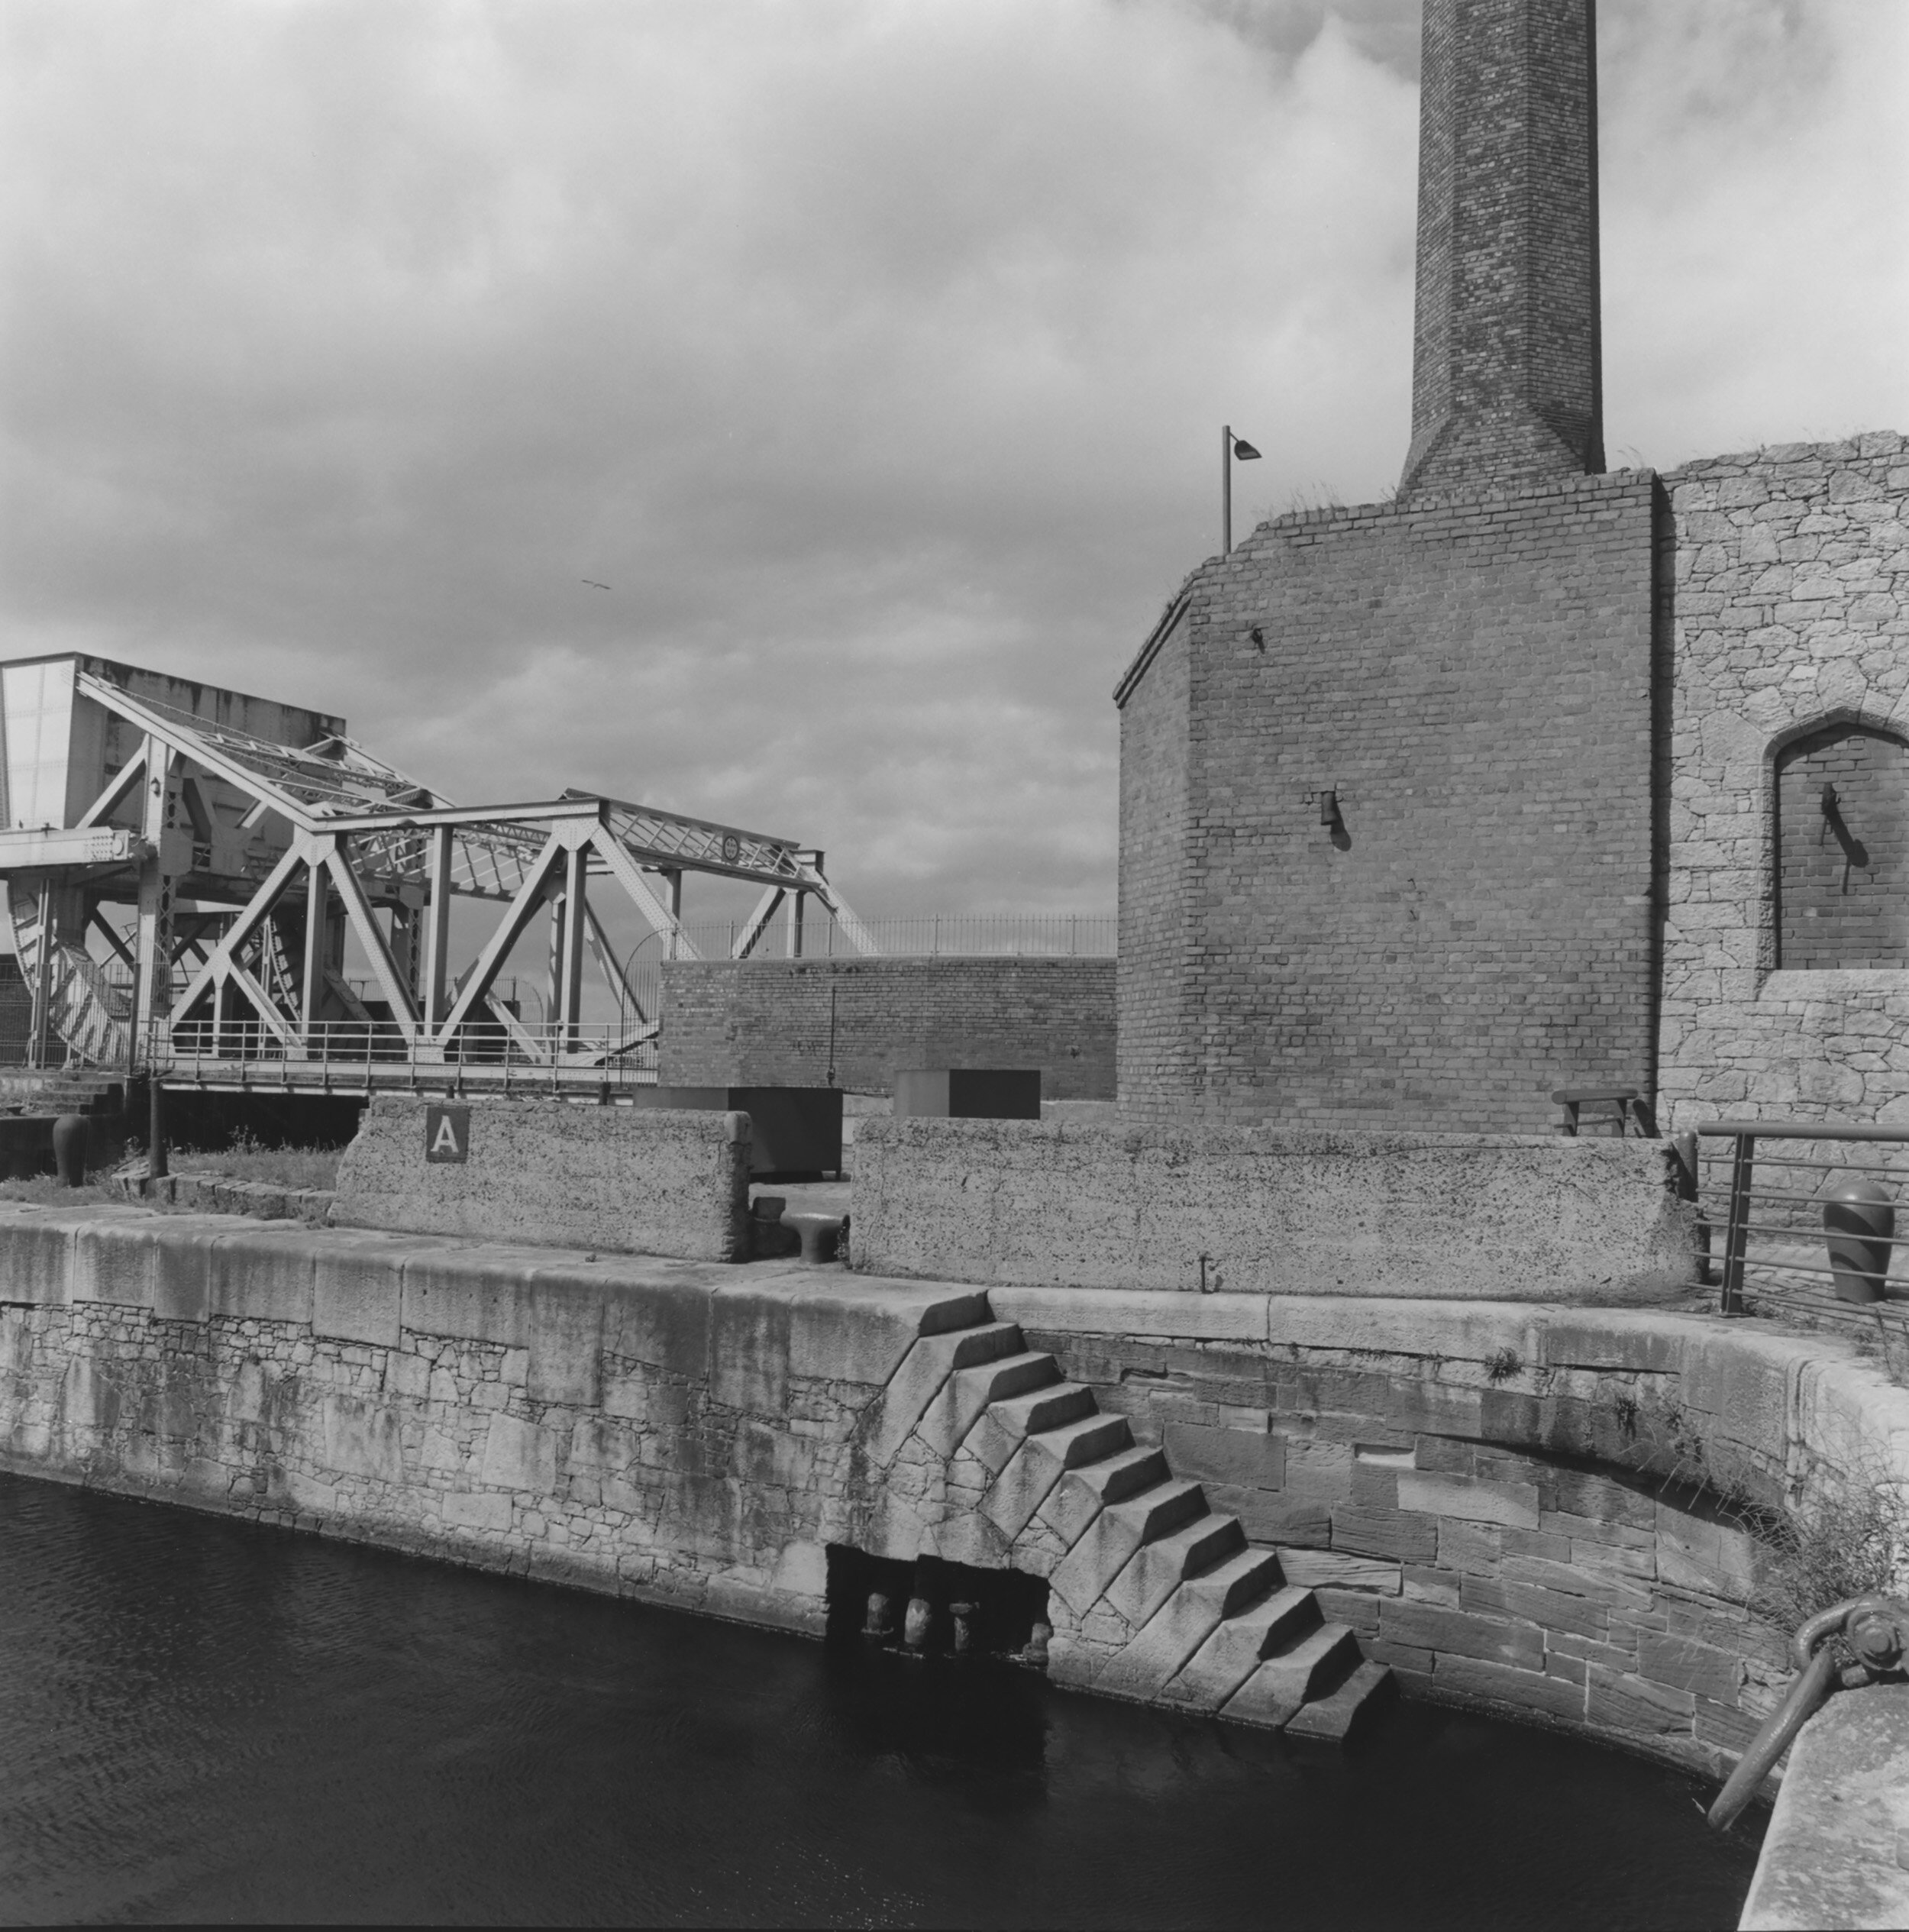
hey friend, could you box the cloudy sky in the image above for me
[4,0,1905,937]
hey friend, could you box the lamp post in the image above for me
[1222,425,1261,555]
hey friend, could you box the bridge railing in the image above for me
[149,1018,661,1090]
[1697,1120,1909,1349]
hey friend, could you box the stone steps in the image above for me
[874,1300,1393,1743]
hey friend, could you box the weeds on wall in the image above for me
[170,1128,342,1193]
[1747,1456,1906,1636]
[1601,1384,1905,1639]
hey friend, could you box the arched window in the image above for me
[1775,723,1909,969]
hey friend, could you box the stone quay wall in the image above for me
[851,1118,1698,1304]
[658,956,1116,1101]
[2,1203,1905,1790]
[1656,432,1909,1131]
[331,1096,751,1259]
[1115,470,1657,1136]
[0,1204,985,1634]
[987,1287,1909,1783]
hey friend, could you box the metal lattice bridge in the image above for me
[0,654,877,1092]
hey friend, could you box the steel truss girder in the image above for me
[9,664,879,1073]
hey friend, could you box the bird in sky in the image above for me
[582,579,610,590]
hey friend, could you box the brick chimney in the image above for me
[1399,0,1605,499]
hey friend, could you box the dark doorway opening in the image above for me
[825,1545,1049,1659]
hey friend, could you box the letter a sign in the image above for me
[425,1104,470,1165]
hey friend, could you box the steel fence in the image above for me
[1696,1119,1909,1349]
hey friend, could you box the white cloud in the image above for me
[1,0,1901,923]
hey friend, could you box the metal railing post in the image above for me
[1720,1131,1755,1317]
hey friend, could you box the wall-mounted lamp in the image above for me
[1318,788,1341,829]
[1822,783,1840,816]
[1250,626,1265,651]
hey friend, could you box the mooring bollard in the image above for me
[51,1113,88,1188]
[863,1591,893,1640]
[903,1596,932,1651]
[1823,1178,1895,1303]
[780,1210,845,1266]
[949,1603,977,1656]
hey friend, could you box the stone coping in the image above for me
[1740,1685,1909,1931]
[7,1197,1903,1490]
[852,1116,1698,1303]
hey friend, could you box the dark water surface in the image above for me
[0,1472,1760,1928]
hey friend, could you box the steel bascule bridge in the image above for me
[0,654,877,1094]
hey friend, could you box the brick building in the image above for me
[1116,0,1909,1135]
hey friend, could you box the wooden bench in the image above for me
[1552,1088,1657,1138]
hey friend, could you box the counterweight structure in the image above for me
[0,654,875,1087]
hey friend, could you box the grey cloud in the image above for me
[2,0,1901,928]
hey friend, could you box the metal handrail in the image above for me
[144,1014,660,1093]
[1694,1119,1909,1326]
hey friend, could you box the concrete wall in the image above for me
[658,956,1116,1101]
[851,1118,1697,1304]
[331,1095,751,1260]
[3,1203,1906,1790]
[1115,470,1657,1136]
[1657,434,1909,1129]
[1740,1684,1909,1930]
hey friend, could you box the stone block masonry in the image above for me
[851,1117,1697,1303]
[1116,469,1658,1134]
[5,1201,1907,1788]
[659,956,1116,1100]
[331,1096,751,1260]
[1655,433,1909,1129]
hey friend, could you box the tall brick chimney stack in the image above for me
[1399,0,1605,499]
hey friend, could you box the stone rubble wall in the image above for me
[1659,432,1909,1129]
[4,1203,1907,1787]
[0,1204,984,1633]
[331,1095,752,1259]
[851,1117,1698,1303]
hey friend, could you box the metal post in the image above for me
[560,842,587,1048]
[1222,422,1232,557]
[300,850,327,1050]
[422,822,452,1036]
[1721,1132,1756,1316]
[147,1053,168,1181]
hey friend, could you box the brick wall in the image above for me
[1115,596,1194,1115]
[1775,725,1909,970]
[1655,433,1909,1127]
[657,956,1116,1100]
[1116,470,1658,1134]
[1403,0,1603,496]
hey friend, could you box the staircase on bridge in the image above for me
[867,1302,1395,1739]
